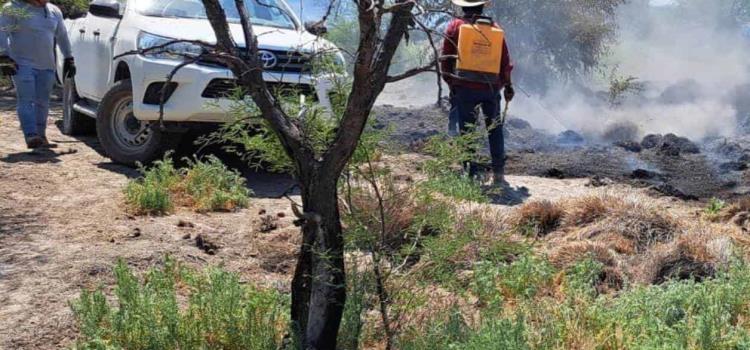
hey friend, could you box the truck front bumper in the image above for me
[130,56,333,123]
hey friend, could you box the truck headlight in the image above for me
[137,32,204,60]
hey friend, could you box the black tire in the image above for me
[96,79,181,166]
[62,76,95,135]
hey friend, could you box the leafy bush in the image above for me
[124,155,251,215]
[181,156,251,212]
[71,259,287,350]
[399,259,750,349]
[124,157,181,215]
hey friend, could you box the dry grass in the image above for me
[567,199,680,253]
[549,241,625,293]
[562,195,621,227]
[713,196,750,231]
[509,200,564,237]
[633,231,729,284]
[549,241,618,270]
[346,179,421,252]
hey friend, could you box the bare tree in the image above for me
[193,0,430,348]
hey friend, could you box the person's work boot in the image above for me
[39,136,58,149]
[26,136,44,149]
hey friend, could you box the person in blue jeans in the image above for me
[0,0,76,149]
[442,0,514,185]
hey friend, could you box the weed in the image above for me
[421,172,487,203]
[705,197,727,217]
[124,155,252,215]
[124,156,180,215]
[71,259,287,349]
[181,156,251,212]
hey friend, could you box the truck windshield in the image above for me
[135,0,297,30]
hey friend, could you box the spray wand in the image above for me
[500,99,510,125]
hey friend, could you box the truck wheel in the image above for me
[62,76,95,135]
[96,79,181,166]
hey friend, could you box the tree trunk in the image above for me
[291,173,346,350]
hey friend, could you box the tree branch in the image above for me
[386,61,437,83]
[321,0,416,176]
[201,0,314,170]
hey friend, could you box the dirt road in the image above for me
[0,95,678,348]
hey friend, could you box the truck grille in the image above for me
[198,49,312,74]
[201,79,316,99]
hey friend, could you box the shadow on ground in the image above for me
[486,182,531,206]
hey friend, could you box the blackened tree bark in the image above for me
[198,0,417,348]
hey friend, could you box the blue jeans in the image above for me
[452,86,505,176]
[448,90,459,135]
[12,65,55,139]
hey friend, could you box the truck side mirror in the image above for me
[88,0,122,19]
[305,21,328,36]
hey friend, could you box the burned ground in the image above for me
[373,104,750,200]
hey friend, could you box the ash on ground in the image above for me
[373,105,750,200]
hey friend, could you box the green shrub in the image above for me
[124,155,252,215]
[182,156,251,212]
[71,259,287,350]
[124,157,180,215]
[404,259,750,349]
[421,172,487,203]
[705,197,727,216]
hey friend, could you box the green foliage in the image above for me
[71,259,287,350]
[182,156,251,212]
[494,254,555,300]
[124,156,181,215]
[0,0,88,17]
[338,258,375,350]
[399,308,529,350]
[124,155,251,215]
[421,132,488,203]
[203,71,359,175]
[564,257,605,298]
[705,197,727,216]
[607,67,645,107]
[400,256,750,349]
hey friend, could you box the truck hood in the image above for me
[135,16,337,53]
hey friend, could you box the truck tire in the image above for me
[62,76,95,135]
[96,79,181,166]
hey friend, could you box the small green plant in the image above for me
[124,155,252,215]
[421,132,488,202]
[182,156,251,212]
[705,197,727,216]
[607,67,645,108]
[71,259,287,349]
[124,156,181,215]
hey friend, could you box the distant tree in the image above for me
[0,0,89,18]
[489,0,627,92]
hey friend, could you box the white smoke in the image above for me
[379,1,750,141]
[509,0,750,140]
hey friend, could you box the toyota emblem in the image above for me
[258,50,278,69]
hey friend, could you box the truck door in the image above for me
[75,0,125,100]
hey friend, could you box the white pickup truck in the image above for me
[57,0,342,165]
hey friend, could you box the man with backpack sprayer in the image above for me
[441,0,514,185]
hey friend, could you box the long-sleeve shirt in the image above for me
[441,15,513,91]
[0,0,72,70]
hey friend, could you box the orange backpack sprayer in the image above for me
[456,17,505,84]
